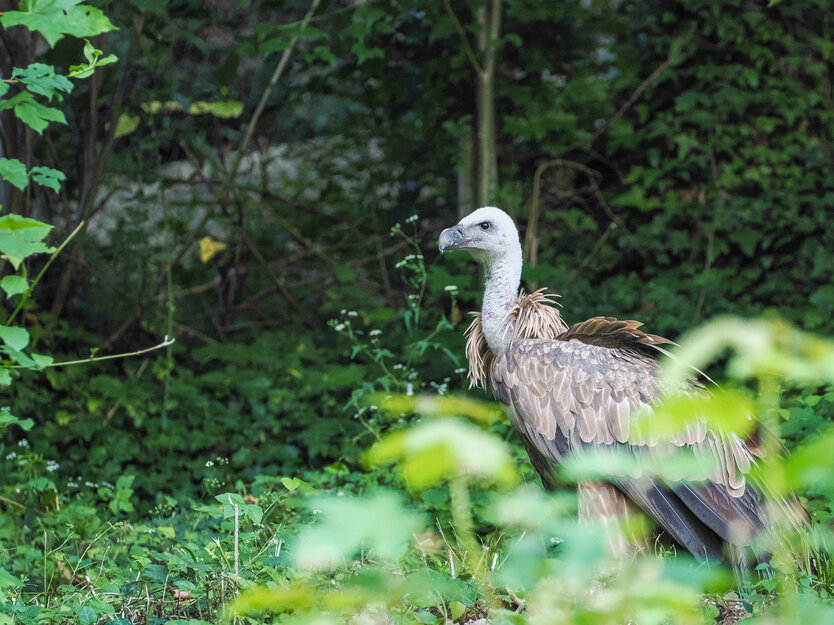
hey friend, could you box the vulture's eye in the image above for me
[479,222,491,231]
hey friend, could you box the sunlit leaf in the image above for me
[188,100,244,118]
[291,491,423,571]
[0,275,28,298]
[0,325,30,352]
[375,393,503,424]
[199,236,227,263]
[663,317,834,388]
[631,389,757,441]
[114,113,140,138]
[1,0,117,48]
[0,158,29,191]
[0,214,54,269]
[11,63,73,100]
[561,446,717,483]
[29,166,66,193]
[365,418,518,489]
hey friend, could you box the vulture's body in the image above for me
[439,206,805,564]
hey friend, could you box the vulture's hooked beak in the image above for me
[438,225,465,253]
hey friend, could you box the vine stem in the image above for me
[6,220,85,326]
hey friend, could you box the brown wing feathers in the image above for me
[465,291,800,562]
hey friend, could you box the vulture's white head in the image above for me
[439,207,524,352]
[438,206,522,270]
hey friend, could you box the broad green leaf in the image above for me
[31,353,54,369]
[366,418,518,489]
[561,446,717,484]
[0,568,23,589]
[0,369,11,386]
[0,325,30,351]
[114,112,140,138]
[449,601,466,621]
[0,158,29,191]
[0,82,8,98]
[0,92,67,134]
[29,166,66,193]
[0,214,54,269]
[663,317,834,388]
[376,393,503,424]
[11,63,73,101]
[188,100,244,118]
[292,492,423,571]
[280,476,306,491]
[77,605,97,625]
[4,346,35,367]
[630,389,757,441]
[0,275,28,298]
[1,0,117,48]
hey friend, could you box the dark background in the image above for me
[2,0,833,510]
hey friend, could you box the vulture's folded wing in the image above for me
[491,329,774,556]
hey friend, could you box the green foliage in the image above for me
[0,0,116,48]
[2,0,834,623]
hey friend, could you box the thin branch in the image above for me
[526,159,645,270]
[13,337,175,369]
[240,232,315,328]
[559,21,696,158]
[443,0,484,75]
[104,0,322,348]
[565,222,616,288]
[235,0,322,166]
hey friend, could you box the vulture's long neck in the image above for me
[480,244,522,354]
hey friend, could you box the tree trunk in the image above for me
[475,0,501,208]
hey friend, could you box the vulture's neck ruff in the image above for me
[438,206,567,388]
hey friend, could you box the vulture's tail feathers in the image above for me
[615,480,725,563]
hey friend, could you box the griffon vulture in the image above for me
[439,206,806,564]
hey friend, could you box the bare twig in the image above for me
[104,0,322,347]
[566,222,616,288]
[526,159,645,272]
[13,337,175,369]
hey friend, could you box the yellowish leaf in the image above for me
[199,236,227,263]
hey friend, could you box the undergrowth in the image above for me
[4,227,834,625]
